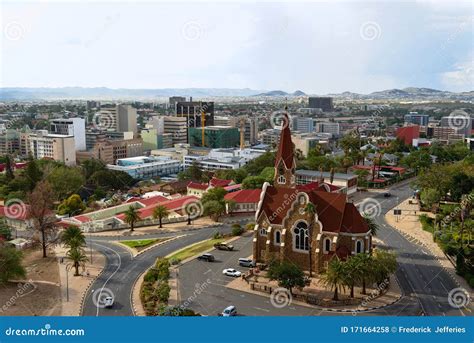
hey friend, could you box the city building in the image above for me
[308,97,334,112]
[316,122,340,137]
[440,115,472,137]
[188,126,239,148]
[176,100,214,128]
[21,130,76,166]
[252,113,370,274]
[169,96,186,112]
[292,116,315,133]
[77,137,143,164]
[260,129,281,147]
[50,118,86,151]
[295,170,358,194]
[0,129,20,155]
[224,189,261,214]
[85,131,134,150]
[163,116,188,145]
[107,156,181,179]
[95,104,137,134]
[404,112,429,126]
[141,129,173,151]
[291,132,331,157]
[183,147,266,171]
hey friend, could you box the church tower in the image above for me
[273,110,296,188]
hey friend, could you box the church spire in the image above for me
[274,106,295,188]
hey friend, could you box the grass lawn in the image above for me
[119,238,169,250]
[167,238,224,261]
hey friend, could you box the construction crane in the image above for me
[201,103,205,147]
[239,117,246,150]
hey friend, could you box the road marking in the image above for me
[92,242,122,317]
[253,307,270,312]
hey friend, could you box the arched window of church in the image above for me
[324,238,331,253]
[278,175,286,184]
[259,228,267,236]
[293,222,309,251]
[275,230,281,244]
[356,240,364,254]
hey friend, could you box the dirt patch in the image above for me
[0,247,61,316]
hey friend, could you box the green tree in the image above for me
[81,159,106,180]
[5,155,15,181]
[23,156,43,192]
[420,188,442,209]
[321,257,346,300]
[57,194,86,216]
[0,245,26,283]
[0,219,12,241]
[371,250,397,284]
[400,150,432,174]
[343,257,363,298]
[152,205,169,228]
[47,166,85,201]
[351,253,372,294]
[66,247,88,276]
[244,151,275,175]
[61,226,86,249]
[259,167,275,183]
[203,200,226,222]
[226,199,236,216]
[242,176,266,189]
[124,206,141,232]
[231,223,244,236]
[363,214,379,236]
[201,187,226,204]
[267,260,306,295]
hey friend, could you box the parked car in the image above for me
[104,296,114,308]
[220,305,237,317]
[384,192,391,198]
[214,242,234,251]
[238,258,256,267]
[222,268,242,277]
[197,253,215,262]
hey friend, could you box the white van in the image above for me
[238,258,255,267]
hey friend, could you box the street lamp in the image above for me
[65,263,73,302]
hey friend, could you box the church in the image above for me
[252,113,371,274]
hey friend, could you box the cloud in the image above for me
[440,59,474,91]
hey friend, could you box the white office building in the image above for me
[50,118,86,151]
[107,156,181,179]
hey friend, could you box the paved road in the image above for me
[82,180,472,316]
[177,181,472,316]
[82,221,245,316]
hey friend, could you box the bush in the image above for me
[155,281,170,303]
[232,226,244,236]
[169,257,181,265]
[213,231,223,239]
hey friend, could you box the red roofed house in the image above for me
[224,189,262,215]
[187,182,210,198]
[253,111,371,274]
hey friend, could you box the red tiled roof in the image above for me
[341,202,369,234]
[137,195,168,207]
[187,182,209,191]
[224,189,261,203]
[224,184,241,192]
[209,178,232,188]
[296,182,320,192]
[257,185,369,234]
[115,195,199,221]
[74,215,92,223]
[274,113,294,169]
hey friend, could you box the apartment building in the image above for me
[50,118,86,151]
[21,130,76,166]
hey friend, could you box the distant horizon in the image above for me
[2,1,472,93]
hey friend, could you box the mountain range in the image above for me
[0,87,472,101]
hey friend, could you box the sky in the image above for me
[1,0,473,94]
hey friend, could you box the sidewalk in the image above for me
[55,245,106,316]
[385,198,472,295]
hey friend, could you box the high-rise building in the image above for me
[169,96,186,113]
[404,112,429,126]
[50,118,86,151]
[176,101,214,128]
[293,117,315,133]
[117,104,137,134]
[440,115,472,137]
[163,116,188,145]
[308,97,334,112]
[21,130,76,166]
[141,129,173,151]
[244,117,258,145]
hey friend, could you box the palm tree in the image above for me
[61,226,86,249]
[460,194,471,249]
[152,205,169,229]
[372,250,397,285]
[343,257,363,298]
[304,202,316,277]
[363,214,379,237]
[352,253,372,294]
[321,257,346,301]
[124,206,141,232]
[66,247,88,276]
